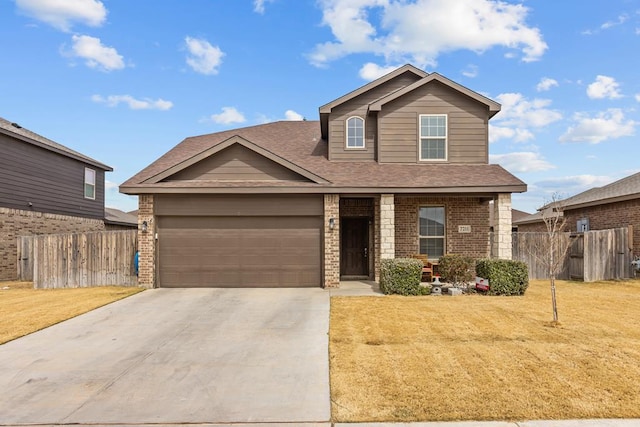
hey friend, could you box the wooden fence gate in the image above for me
[508,226,633,282]
[17,230,138,288]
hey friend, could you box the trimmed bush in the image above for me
[438,254,476,286]
[475,259,529,296]
[380,258,429,296]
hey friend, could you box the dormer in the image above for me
[319,65,500,164]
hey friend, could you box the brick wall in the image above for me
[137,195,155,288]
[0,207,105,281]
[324,194,340,287]
[564,198,640,256]
[394,195,491,259]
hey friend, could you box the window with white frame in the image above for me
[346,116,365,148]
[419,206,445,259]
[419,114,447,160]
[84,168,96,200]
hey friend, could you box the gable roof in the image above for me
[560,171,640,210]
[105,207,137,227]
[368,72,501,117]
[143,134,328,184]
[120,120,526,195]
[0,117,112,171]
[318,64,428,114]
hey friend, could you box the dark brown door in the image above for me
[341,218,369,276]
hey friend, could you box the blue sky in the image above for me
[2,0,639,214]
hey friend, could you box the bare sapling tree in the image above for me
[530,194,573,323]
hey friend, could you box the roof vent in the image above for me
[11,122,22,129]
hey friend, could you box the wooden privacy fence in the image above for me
[17,230,138,288]
[508,227,633,282]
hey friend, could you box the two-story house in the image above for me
[0,117,112,281]
[120,64,526,288]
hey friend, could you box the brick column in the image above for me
[137,195,156,288]
[492,193,512,259]
[380,194,395,260]
[323,194,340,288]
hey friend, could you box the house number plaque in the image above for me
[458,225,471,233]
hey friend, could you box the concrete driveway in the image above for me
[0,288,330,425]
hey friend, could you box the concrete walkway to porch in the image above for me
[330,280,384,296]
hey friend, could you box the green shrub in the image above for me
[380,258,429,296]
[438,254,476,286]
[475,259,529,296]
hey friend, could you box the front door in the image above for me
[340,218,369,277]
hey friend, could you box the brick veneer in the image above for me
[324,194,340,287]
[564,198,640,256]
[0,207,105,281]
[137,195,155,288]
[394,195,491,259]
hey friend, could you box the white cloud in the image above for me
[210,107,246,124]
[309,0,547,67]
[461,64,478,78]
[105,179,118,191]
[284,110,304,121]
[359,62,402,81]
[185,36,224,75]
[601,14,628,30]
[535,174,614,191]
[636,93,640,102]
[92,94,173,110]
[489,151,554,173]
[494,92,562,128]
[253,0,275,14]
[488,125,534,143]
[587,75,622,99]
[69,34,124,71]
[16,0,106,31]
[560,108,636,144]
[536,77,558,92]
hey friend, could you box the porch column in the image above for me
[323,194,340,288]
[492,193,512,259]
[380,194,395,260]
[137,194,156,288]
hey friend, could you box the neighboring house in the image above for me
[104,207,138,230]
[121,64,526,288]
[515,171,640,256]
[489,204,529,232]
[0,117,112,281]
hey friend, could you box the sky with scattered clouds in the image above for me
[1,0,639,213]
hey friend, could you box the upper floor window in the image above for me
[419,114,447,161]
[419,206,445,259]
[84,168,96,200]
[346,116,365,149]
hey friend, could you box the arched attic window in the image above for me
[346,116,365,149]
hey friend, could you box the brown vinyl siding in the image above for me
[328,72,421,161]
[378,80,489,164]
[164,144,308,182]
[0,133,106,219]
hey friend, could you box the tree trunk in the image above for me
[550,274,558,323]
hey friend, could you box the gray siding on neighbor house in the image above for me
[0,132,106,219]
[328,72,421,161]
[378,80,489,164]
[165,144,308,182]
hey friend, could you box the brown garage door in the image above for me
[155,195,323,288]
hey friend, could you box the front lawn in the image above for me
[0,281,143,344]
[330,279,640,422]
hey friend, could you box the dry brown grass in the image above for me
[330,279,640,422]
[0,281,143,344]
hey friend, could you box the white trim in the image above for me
[84,167,96,200]
[345,116,365,149]
[418,205,445,260]
[418,114,448,161]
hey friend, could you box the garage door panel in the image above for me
[158,215,322,288]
